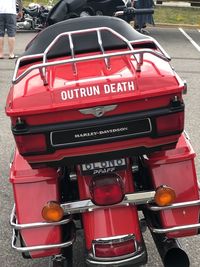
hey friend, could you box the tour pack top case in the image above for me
[6,16,185,167]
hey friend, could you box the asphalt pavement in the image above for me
[0,24,200,267]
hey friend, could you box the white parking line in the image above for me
[179,28,200,53]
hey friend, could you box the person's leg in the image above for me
[0,14,5,58]
[5,14,17,58]
[8,36,15,58]
[0,37,4,58]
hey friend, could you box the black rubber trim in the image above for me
[12,104,184,135]
[12,103,184,157]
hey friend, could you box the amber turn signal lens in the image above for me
[155,185,176,207]
[42,201,64,222]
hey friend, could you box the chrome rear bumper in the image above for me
[10,191,155,253]
[10,194,200,253]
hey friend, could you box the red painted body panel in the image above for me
[76,162,142,250]
[10,149,61,258]
[145,134,200,238]
[26,134,181,164]
[9,93,181,126]
[5,49,185,166]
[6,53,183,118]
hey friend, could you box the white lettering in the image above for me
[104,84,110,94]
[61,82,134,100]
[61,91,67,100]
[80,88,87,98]
[128,81,135,91]
[117,82,123,92]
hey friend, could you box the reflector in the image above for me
[156,112,184,136]
[15,134,47,154]
[94,239,135,258]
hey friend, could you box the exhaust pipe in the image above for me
[151,233,190,267]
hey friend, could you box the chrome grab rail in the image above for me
[12,27,170,85]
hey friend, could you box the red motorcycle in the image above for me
[5,10,199,267]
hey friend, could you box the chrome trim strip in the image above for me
[149,222,200,234]
[93,234,134,243]
[11,228,75,252]
[61,191,156,215]
[86,250,146,266]
[148,199,200,211]
[91,234,138,261]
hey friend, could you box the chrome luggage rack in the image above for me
[12,27,171,85]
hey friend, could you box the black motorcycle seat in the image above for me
[22,16,155,65]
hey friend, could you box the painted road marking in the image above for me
[179,28,200,53]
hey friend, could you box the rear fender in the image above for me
[76,159,142,254]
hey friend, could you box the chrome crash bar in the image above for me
[10,191,155,253]
[148,199,200,234]
[13,27,170,85]
[10,205,72,230]
[12,228,75,253]
[10,205,75,252]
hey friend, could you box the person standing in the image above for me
[134,0,154,33]
[0,0,23,59]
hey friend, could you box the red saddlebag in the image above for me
[10,149,61,258]
[6,17,185,167]
[145,133,200,238]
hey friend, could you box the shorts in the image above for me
[0,14,16,37]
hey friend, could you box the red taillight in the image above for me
[156,112,184,136]
[90,174,124,206]
[94,239,135,258]
[15,134,47,154]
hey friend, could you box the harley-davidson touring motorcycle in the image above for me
[16,2,51,31]
[5,6,200,267]
[46,0,154,32]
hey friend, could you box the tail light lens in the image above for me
[15,134,47,154]
[156,112,184,136]
[90,174,124,206]
[94,239,136,258]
